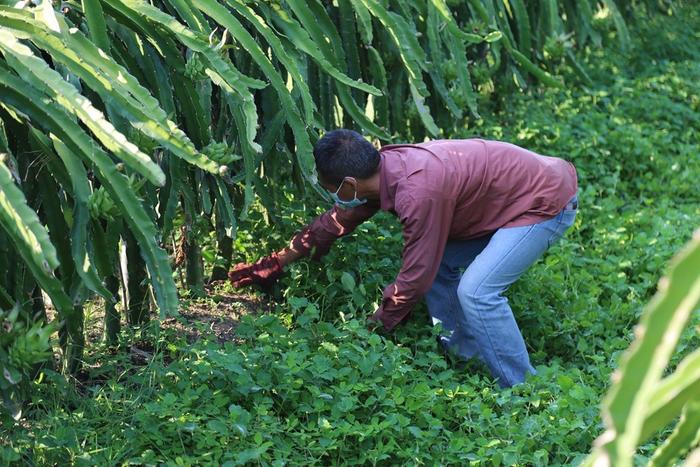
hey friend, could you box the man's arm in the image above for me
[229,203,378,288]
[287,203,379,260]
[371,194,454,331]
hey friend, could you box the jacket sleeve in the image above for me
[371,193,454,331]
[289,203,379,260]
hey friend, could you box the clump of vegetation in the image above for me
[0,0,648,372]
[1,1,699,465]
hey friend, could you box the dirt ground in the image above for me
[160,285,274,344]
[49,282,275,348]
[50,283,277,381]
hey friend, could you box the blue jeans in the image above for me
[425,196,578,387]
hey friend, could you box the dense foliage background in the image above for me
[1,0,699,465]
[0,0,643,369]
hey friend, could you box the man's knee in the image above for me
[457,280,502,311]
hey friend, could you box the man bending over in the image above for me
[229,129,578,388]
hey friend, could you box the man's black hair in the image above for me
[313,129,380,186]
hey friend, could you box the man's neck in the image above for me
[359,169,382,201]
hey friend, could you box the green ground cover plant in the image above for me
[2,4,700,466]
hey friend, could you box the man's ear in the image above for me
[339,177,356,193]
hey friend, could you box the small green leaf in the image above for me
[207,419,229,434]
[341,272,356,292]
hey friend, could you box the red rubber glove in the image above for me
[228,253,283,289]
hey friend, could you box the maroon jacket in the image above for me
[291,139,578,330]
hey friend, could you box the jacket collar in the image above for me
[378,150,401,212]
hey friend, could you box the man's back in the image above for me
[379,138,578,239]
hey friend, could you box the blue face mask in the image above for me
[330,180,367,209]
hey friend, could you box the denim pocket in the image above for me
[547,209,577,248]
[559,207,577,227]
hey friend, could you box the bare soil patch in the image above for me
[47,283,274,347]
[162,285,274,344]
[56,284,275,389]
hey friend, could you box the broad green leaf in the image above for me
[640,347,700,441]
[429,0,483,44]
[165,0,208,32]
[341,272,356,292]
[81,0,111,52]
[225,0,316,124]
[0,70,179,317]
[281,0,390,140]
[649,399,700,467]
[348,0,373,44]
[0,27,166,186]
[104,0,263,157]
[500,33,563,88]
[509,0,531,56]
[601,0,631,51]
[192,0,315,181]
[0,155,59,272]
[359,0,439,136]
[267,2,381,97]
[51,136,115,303]
[587,231,700,466]
[443,24,480,120]
[0,155,76,326]
[426,2,463,119]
